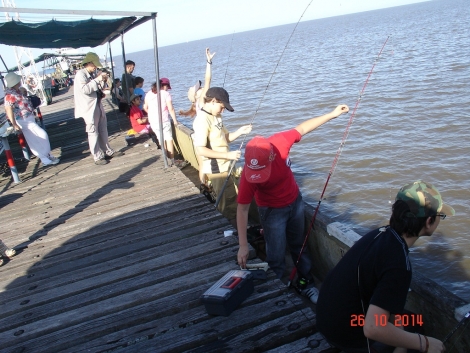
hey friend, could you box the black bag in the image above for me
[28,95,42,109]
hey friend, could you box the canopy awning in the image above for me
[0,16,144,49]
[7,53,86,72]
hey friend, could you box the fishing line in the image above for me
[222,31,235,88]
[388,35,395,205]
[214,0,314,208]
[287,35,391,287]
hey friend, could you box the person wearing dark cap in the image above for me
[316,180,450,353]
[74,52,124,165]
[236,105,349,303]
[121,60,136,105]
[192,48,252,226]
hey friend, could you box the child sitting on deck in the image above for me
[128,94,151,135]
[133,77,146,111]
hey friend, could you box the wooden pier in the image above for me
[0,88,331,353]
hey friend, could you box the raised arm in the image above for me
[77,70,102,95]
[198,48,216,107]
[295,105,349,136]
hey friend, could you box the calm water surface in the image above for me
[115,0,470,301]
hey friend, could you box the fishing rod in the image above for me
[222,31,235,88]
[214,0,314,209]
[442,310,470,350]
[287,35,391,288]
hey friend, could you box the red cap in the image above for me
[244,136,275,183]
[160,77,171,89]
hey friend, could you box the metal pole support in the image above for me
[1,136,21,183]
[17,133,30,160]
[36,107,45,129]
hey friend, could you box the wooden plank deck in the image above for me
[0,88,330,353]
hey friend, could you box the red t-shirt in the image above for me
[129,105,146,133]
[238,129,301,208]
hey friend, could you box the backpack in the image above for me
[28,95,42,109]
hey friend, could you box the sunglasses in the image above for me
[436,214,447,219]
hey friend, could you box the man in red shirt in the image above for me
[237,104,349,303]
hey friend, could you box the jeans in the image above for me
[258,192,313,279]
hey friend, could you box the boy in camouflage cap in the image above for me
[316,180,452,353]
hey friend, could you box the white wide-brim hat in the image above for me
[5,72,22,88]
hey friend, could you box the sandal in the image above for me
[174,160,189,170]
[200,183,216,204]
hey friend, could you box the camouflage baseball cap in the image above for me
[396,180,455,218]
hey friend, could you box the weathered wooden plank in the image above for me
[0,212,228,291]
[124,295,315,353]
[1,260,239,352]
[265,331,334,353]
[72,278,287,353]
[0,232,239,322]
[0,191,208,247]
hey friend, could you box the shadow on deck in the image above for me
[0,88,330,352]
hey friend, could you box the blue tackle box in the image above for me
[201,270,254,316]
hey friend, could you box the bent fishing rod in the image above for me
[214,0,314,209]
[287,35,391,288]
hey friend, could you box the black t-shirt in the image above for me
[316,226,412,347]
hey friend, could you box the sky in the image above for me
[0,0,429,73]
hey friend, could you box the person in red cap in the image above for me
[237,104,349,303]
[192,48,252,226]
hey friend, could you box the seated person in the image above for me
[133,77,145,111]
[128,94,151,135]
[112,78,125,108]
[316,180,450,353]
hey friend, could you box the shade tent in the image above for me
[0,17,139,49]
[0,7,170,169]
[8,53,86,73]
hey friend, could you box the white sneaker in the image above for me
[297,277,319,304]
[4,248,16,258]
[48,155,60,164]
[301,286,319,304]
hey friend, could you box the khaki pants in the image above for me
[207,171,238,221]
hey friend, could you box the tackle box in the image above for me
[201,270,254,316]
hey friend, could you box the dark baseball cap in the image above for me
[205,87,234,112]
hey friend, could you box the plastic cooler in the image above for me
[201,270,254,316]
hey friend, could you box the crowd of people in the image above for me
[2,48,453,352]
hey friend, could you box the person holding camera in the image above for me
[74,52,123,165]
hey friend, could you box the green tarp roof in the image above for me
[0,17,137,49]
[7,53,86,73]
